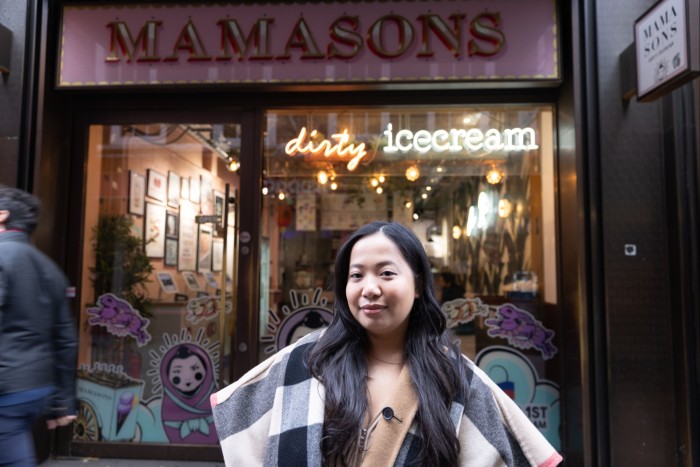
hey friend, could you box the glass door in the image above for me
[73,119,242,451]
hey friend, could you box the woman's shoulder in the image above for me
[211,329,323,407]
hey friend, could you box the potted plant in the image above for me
[91,213,155,318]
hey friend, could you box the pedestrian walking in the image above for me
[0,185,78,467]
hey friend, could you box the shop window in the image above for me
[75,123,239,446]
[260,106,556,353]
[259,106,562,450]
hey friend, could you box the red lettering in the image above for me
[417,14,466,58]
[367,15,414,59]
[164,20,212,62]
[217,18,275,61]
[106,21,162,63]
[328,16,363,59]
[468,12,505,57]
[277,18,324,60]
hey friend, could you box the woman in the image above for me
[211,221,562,466]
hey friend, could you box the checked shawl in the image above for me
[211,331,562,467]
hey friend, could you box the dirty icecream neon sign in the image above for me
[284,124,538,171]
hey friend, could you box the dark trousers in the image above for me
[0,399,47,467]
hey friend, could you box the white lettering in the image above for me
[382,123,538,154]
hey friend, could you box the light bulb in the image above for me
[486,168,502,184]
[405,165,420,182]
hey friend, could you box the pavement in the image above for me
[40,458,223,467]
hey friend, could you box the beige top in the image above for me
[355,364,419,467]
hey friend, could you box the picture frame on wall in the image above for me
[200,176,214,215]
[128,171,146,216]
[167,171,181,208]
[147,169,167,202]
[182,271,200,291]
[165,212,179,239]
[156,271,178,294]
[189,175,201,204]
[177,201,197,272]
[211,239,223,272]
[180,177,190,200]
[197,224,212,273]
[144,202,166,258]
[214,190,225,229]
[164,237,178,267]
[204,271,218,289]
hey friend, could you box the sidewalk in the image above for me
[40,458,223,467]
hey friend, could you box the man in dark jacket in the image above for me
[0,185,78,466]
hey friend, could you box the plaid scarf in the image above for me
[211,331,562,467]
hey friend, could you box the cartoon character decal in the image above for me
[442,297,490,328]
[260,288,334,355]
[87,293,151,346]
[484,303,557,359]
[185,295,232,325]
[159,343,218,444]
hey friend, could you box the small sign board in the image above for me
[195,215,221,225]
[634,0,699,102]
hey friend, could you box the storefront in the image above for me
[42,0,579,461]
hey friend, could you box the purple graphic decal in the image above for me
[87,293,151,346]
[159,343,218,444]
[442,297,490,328]
[484,303,557,359]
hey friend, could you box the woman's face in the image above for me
[346,232,417,342]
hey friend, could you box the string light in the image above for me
[317,170,329,185]
[486,167,503,184]
[262,187,269,195]
[405,165,420,182]
[378,175,386,183]
[227,159,240,172]
[330,181,338,190]
[376,187,383,194]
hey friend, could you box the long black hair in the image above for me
[306,221,467,465]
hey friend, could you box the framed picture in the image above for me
[182,271,200,292]
[204,271,218,289]
[167,171,181,208]
[156,271,178,294]
[197,224,212,273]
[200,176,214,215]
[146,169,167,202]
[189,175,201,204]
[214,190,225,228]
[165,212,179,239]
[180,177,190,200]
[177,201,197,271]
[144,202,166,258]
[164,238,178,267]
[128,171,146,216]
[212,239,224,272]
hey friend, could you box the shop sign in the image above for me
[634,0,700,102]
[58,0,559,88]
[284,123,538,171]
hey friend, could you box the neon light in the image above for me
[284,127,367,171]
[383,123,538,154]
